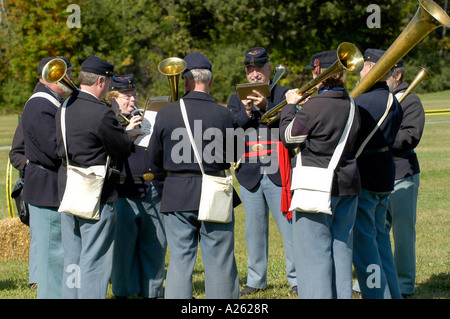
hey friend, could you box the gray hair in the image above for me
[184,69,213,84]
[78,70,108,86]
[391,66,405,81]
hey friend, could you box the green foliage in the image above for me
[0,0,448,112]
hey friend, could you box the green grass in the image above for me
[0,90,449,299]
[418,89,450,110]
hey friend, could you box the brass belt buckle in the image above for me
[252,143,264,152]
[142,173,155,181]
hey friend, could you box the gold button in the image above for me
[143,173,155,181]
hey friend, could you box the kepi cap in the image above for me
[305,50,337,73]
[81,55,114,76]
[182,53,212,76]
[363,48,386,63]
[244,47,270,67]
[109,74,136,91]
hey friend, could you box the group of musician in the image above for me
[9,44,424,300]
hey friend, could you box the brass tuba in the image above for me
[157,57,187,102]
[398,67,431,103]
[261,42,364,126]
[41,57,78,92]
[350,0,450,99]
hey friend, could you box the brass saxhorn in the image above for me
[269,64,288,91]
[158,57,187,102]
[398,67,431,103]
[350,0,450,99]
[261,42,364,126]
[42,57,78,92]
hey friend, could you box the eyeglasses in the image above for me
[119,93,138,101]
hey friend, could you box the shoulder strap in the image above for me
[60,99,70,164]
[297,97,356,171]
[28,92,62,108]
[395,89,406,102]
[60,99,110,168]
[355,92,394,158]
[180,99,204,175]
[328,97,356,169]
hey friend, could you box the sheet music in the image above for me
[134,110,157,147]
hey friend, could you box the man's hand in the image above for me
[126,115,142,130]
[285,89,310,106]
[247,89,268,111]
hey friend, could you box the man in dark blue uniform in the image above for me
[352,49,403,299]
[55,55,141,299]
[227,47,297,296]
[386,59,425,297]
[21,56,74,298]
[149,52,240,299]
[107,74,167,298]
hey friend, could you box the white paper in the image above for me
[134,110,157,147]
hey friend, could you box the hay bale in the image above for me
[0,217,30,260]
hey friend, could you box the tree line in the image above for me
[0,0,448,112]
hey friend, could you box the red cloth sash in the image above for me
[278,142,293,219]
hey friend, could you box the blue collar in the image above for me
[318,86,345,94]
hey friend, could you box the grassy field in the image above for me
[0,90,448,299]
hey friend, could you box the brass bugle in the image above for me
[42,57,78,92]
[261,42,364,125]
[158,57,187,102]
[397,67,431,103]
[117,113,130,126]
[269,64,287,91]
[263,87,318,126]
[350,0,450,99]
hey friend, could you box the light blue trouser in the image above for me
[28,213,37,285]
[29,205,64,299]
[353,188,402,299]
[239,173,296,289]
[387,174,420,295]
[292,196,358,299]
[61,203,116,299]
[164,210,239,299]
[112,185,167,298]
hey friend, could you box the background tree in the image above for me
[0,0,448,113]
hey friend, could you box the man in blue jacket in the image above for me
[149,53,240,299]
[352,49,403,299]
[21,56,74,298]
[227,47,297,296]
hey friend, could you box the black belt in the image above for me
[120,173,166,182]
[393,149,415,161]
[61,158,94,169]
[362,146,389,154]
[166,170,225,178]
[28,161,57,172]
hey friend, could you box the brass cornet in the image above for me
[269,64,288,91]
[261,42,364,126]
[41,57,78,92]
[398,67,431,103]
[158,57,187,102]
[350,0,450,99]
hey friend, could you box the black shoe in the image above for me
[239,285,262,297]
[290,285,298,296]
